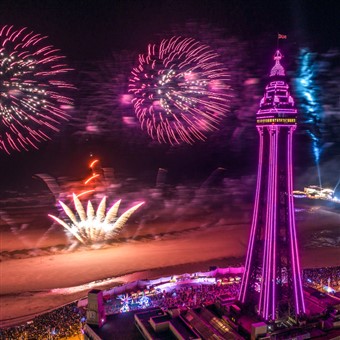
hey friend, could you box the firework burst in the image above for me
[49,194,144,245]
[0,25,74,154]
[129,36,231,145]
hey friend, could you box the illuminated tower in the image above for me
[239,50,305,321]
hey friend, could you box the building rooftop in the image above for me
[84,309,145,340]
[135,307,200,339]
[88,289,102,294]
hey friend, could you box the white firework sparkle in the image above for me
[49,194,144,245]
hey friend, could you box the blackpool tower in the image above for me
[239,50,305,321]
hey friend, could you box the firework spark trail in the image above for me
[129,36,231,145]
[333,177,340,195]
[295,48,323,186]
[49,194,144,245]
[0,25,75,154]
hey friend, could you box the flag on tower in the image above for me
[278,33,287,39]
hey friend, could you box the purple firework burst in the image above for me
[0,25,75,154]
[129,36,231,145]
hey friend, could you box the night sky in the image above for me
[1,0,340,192]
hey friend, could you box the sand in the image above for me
[1,202,340,327]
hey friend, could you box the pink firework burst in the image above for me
[129,36,231,145]
[0,25,75,154]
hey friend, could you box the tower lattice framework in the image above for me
[239,50,305,321]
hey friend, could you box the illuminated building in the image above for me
[239,50,306,321]
[86,290,106,328]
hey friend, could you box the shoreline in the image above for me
[2,253,340,329]
[1,207,340,328]
[0,257,239,328]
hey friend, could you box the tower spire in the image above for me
[270,50,285,77]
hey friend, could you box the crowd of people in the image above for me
[1,266,339,339]
[0,303,85,340]
[104,266,340,316]
[104,277,241,315]
[151,280,240,310]
[303,266,340,290]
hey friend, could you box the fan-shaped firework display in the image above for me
[49,194,144,245]
[129,36,231,145]
[0,25,74,154]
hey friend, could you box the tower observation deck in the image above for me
[238,50,305,321]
